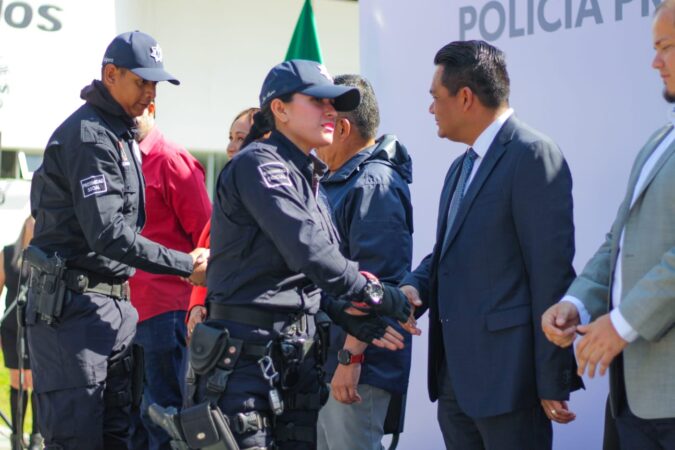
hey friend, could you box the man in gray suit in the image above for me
[542,2,675,448]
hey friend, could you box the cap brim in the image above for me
[301,85,360,111]
[131,67,180,85]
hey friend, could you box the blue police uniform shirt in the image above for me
[30,80,193,279]
[207,130,366,312]
[322,134,414,395]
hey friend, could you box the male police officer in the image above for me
[26,31,207,450]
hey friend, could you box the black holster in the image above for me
[149,402,240,450]
[130,344,145,408]
[24,245,67,324]
[105,343,143,409]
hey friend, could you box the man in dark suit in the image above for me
[400,40,582,450]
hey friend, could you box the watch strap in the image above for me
[348,352,365,364]
[338,348,365,365]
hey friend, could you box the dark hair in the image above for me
[241,94,293,148]
[334,74,380,140]
[434,40,510,108]
[101,64,128,80]
[231,107,259,129]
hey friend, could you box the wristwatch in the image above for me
[359,271,384,306]
[337,348,365,366]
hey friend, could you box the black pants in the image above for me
[194,315,325,450]
[26,290,138,450]
[612,357,675,450]
[437,363,552,450]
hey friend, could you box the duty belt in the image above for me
[208,303,306,330]
[64,269,129,300]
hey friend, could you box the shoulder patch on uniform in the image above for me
[80,174,108,198]
[258,162,292,188]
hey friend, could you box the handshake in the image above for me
[325,273,424,352]
[186,247,209,287]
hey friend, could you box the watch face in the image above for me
[365,282,384,305]
[337,349,352,365]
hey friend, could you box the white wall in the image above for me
[0,0,116,149]
[361,0,664,448]
[113,0,359,152]
[0,0,359,153]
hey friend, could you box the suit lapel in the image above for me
[609,123,673,287]
[628,124,675,213]
[439,117,515,259]
[436,158,463,244]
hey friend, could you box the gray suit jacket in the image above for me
[567,123,675,419]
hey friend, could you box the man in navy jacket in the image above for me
[316,74,414,450]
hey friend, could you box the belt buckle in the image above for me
[233,412,256,434]
[300,284,320,297]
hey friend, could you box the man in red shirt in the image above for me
[129,102,211,450]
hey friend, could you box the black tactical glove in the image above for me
[352,274,412,323]
[323,299,389,344]
[376,284,413,323]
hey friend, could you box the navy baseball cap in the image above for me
[102,31,180,85]
[259,60,360,111]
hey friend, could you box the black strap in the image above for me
[241,342,269,359]
[107,353,133,378]
[208,303,305,331]
[205,368,231,403]
[64,269,129,299]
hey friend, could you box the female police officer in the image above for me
[177,60,413,450]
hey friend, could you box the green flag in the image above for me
[285,0,323,63]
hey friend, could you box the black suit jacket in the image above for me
[403,116,582,418]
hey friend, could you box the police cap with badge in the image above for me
[258,59,360,110]
[102,30,180,85]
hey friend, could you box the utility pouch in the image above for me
[181,403,239,450]
[131,344,145,408]
[24,245,67,324]
[189,323,229,375]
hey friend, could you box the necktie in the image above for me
[442,148,478,248]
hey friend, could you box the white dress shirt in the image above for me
[563,111,675,342]
[462,108,514,193]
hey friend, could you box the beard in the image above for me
[663,88,675,103]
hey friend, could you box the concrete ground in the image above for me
[0,427,38,449]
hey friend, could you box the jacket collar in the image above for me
[322,134,413,184]
[323,145,376,183]
[267,130,328,179]
[80,80,136,139]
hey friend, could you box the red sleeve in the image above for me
[186,220,211,322]
[163,150,212,246]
